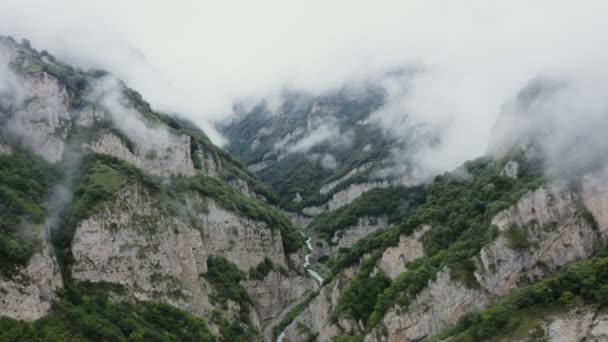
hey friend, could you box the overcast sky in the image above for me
[1,1,607,171]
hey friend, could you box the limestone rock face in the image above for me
[0,225,63,321]
[281,266,360,342]
[71,184,213,316]
[6,72,71,163]
[510,305,608,342]
[327,180,391,212]
[70,183,295,321]
[200,202,287,272]
[475,180,601,295]
[501,159,520,178]
[364,177,607,341]
[0,143,12,156]
[320,163,373,194]
[87,128,196,178]
[242,270,314,325]
[375,224,430,280]
[582,166,608,237]
[332,216,389,251]
[366,268,488,342]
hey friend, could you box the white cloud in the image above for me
[0,0,607,174]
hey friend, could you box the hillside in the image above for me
[2,34,608,342]
[0,36,314,341]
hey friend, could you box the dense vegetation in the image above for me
[430,253,608,341]
[0,286,216,341]
[204,256,252,309]
[311,186,426,241]
[249,257,274,280]
[204,257,258,341]
[0,150,60,271]
[326,155,544,328]
[334,256,391,323]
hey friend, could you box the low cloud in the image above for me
[0,1,607,178]
[489,75,608,178]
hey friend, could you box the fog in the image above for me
[1,0,608,174]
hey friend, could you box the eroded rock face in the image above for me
[582,166,608,237]
[6,72,71,163]
[524,305,608,342]
[71,183,293,320]
[327,181,391,212]
[281,266,360,342]
[87,128,196,178]
[71,183,213,316]
[200,202,287,272]
[242,270,314,324]
[0,225,63,321]
[375,225,430,280]
[501,159,520,178]
[475,180,601,295]
[365,177,607,341]
[196,147,222,179]
[320,163,373,195]
[366,268,488,342]
[0,143,12,156]
[332,216,389,251]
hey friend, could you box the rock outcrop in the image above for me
[242,270,314,324]
[364,176,608,341]
[366,268,488,342]
[475,180,601,295]
[71,183,213,316]
[332,216,389,251]
[281,265,360,342]
[6,72,71,163]
[375,224,430,280]
[87,128,196,178]
[0,225,63,321]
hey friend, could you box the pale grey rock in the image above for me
[196,147,222,178]
[0,143,12,156]
[375,224,430,279]
[200,201,288,272]
[327,180,391,211]
[332,216,389,251]
[0,224,63,321]
[365,178,608,341]
[302,205,326,217]
[544,306,598,342]
[7,72,71,163]
[582,165,608,237]
[228,178,256,199]
[475,181,601,295]
[283,211,313,228]
[320,163,373,194]
[71,184,213,317]
[282,265,360,342]
[86,129,196,178]
[248,160,270,172]
[366,268,488,342]
[501,159,520,178]
[242,270,314,325]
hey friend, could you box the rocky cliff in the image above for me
[0,36,311,340]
